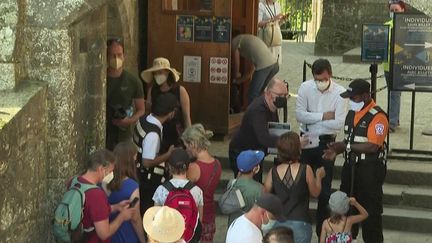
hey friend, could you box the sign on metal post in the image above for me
[361,24,389,62]
[391,14,432,92]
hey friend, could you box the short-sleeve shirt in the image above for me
[107,70,144,109]
[231,34,277,70]
[141,114,163,160]
[152,178,204,207]
[226,215,263,243]
[353,101,388,146]
[78,176,111,243]
[228,178,263,226]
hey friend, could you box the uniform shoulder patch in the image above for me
[375,123,385,135]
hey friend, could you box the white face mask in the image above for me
[315,80,330,91]
[349,100,365,112]
[261,212,276,232]
[154,74,168,85]
[102,171,114,184]
[109,57,123,70]
[390,12,394,19]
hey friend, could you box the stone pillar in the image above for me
[314,0,388,55]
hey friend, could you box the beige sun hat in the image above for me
[140,57,181,83]
[143,206,185,243]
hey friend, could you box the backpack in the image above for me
[53,177,98,242]
[163,180,200,243]
[218,179,246,214]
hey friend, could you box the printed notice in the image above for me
[361,24,389,62]
[194,16,212,42]
[209,57,228,84]
[176,15,194,42]
[213,17,231,42]
[183,56,201,83]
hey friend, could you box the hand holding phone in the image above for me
[129,197,139,208]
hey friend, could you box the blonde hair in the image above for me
[181,123,213,151]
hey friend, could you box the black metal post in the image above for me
[303,60,307,82]
[369,63,378,101]
[410,91,415,150]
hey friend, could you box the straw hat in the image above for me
[143,206,185,243]
[141,57,181,83]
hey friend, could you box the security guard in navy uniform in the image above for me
[323,79,388,243]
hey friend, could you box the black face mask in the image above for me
[273,96,287,108]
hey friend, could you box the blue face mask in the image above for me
[349,100,365,112]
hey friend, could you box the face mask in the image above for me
[109,57,123,70]
[273,96,287,108]
[102,171,114,184]
[315,80,330,91]
[390,12,394,19]
[261,212,276,232]
[349,100,365,112]
[154,74,168,85]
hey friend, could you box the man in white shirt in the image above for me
[226,193,284,243]
[295,58,348,238]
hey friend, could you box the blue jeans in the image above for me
[274,220,312,243]
[247,63,279,104]
[384,71,401,127]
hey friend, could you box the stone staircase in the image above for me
[211,154,432,242]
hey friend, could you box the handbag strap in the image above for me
[264,2,277,19]
[203,160,219,190]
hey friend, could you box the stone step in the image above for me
[215,155,432,187]
[214,173,432,210]
[213,196,432,234]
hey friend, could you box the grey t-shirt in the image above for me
[232,34,277,70]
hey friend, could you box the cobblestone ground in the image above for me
[210,41,432,243]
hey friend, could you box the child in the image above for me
[320,191,369,243]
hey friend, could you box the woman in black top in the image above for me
[141,57,192,153]
[264,131,326,243]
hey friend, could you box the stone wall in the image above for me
[0,0,141,241]
[0,84,48,242]
[315,0,388,55]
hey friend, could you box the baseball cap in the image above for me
[168,148,190,170]
[237,150,265,173]
[329,191,350,215]
[340,79,370,98]
[256,192,286,221]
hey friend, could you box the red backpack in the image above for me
[163,180,200,242]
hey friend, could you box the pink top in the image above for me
[195,160,222,223]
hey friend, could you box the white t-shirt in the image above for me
[258,1,282,23]
[141,114,163,160]
[152,178,204,207]
[226,215,263,243]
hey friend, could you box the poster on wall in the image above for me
[391,13,432,92]
[361,24,389,62]
[183,56,201,83]
[176,15,194,42]
[209,57,228,84]
[213,17,231,42]
[194,16,213,42]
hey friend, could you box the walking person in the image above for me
[296,58,347,238]
[323,79,388,243]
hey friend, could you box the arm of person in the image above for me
[306,165,325,198]
[347,197,369,225]
[198,205,204,223]
[130,98,145,123]
[263,168,273,193]
[145,86,153,115]
[234,60,255,84]
[110,200,130,213]
[141,132,175,168]
[295,84,324,125]
[320,95,348,130]
[94,207,134,240]
[319,220,327,243]
[186,162,200,183]
[251,109,278,148]
[232,48,242,80]
[257,2,267,27]
[351,113,388,154]
[179,86,192,128]
[129,189,146,243]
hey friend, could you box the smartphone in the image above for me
[129,197,139,208]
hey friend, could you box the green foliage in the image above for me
[278,0,312,31]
